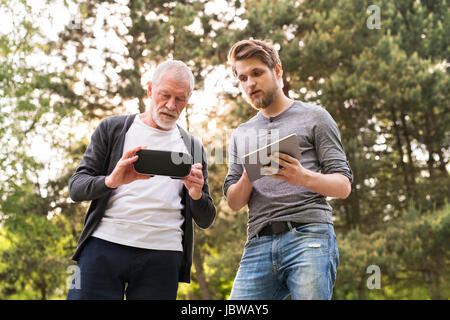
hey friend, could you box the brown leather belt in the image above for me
[257,221,309,237]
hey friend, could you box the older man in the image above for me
[67,60,216,300]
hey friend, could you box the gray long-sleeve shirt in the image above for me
[223,101,353,240]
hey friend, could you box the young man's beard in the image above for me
[250,85,277,110]
[249,72,279,110]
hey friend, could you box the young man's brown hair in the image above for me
[227,39,281,77]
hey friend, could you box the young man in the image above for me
[67,60,216,300]
[224,39,353,300]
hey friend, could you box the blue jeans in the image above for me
[229,223,339,300]
[67,237,182,300]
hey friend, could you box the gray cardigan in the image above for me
[69,114,216,283]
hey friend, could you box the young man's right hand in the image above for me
[105,145,151,189]
[226,168,254,211]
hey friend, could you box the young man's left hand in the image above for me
[263,152,309,186]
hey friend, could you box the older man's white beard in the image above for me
[152,107,178,130]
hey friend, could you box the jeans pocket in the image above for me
[293,223,331,239]
[291,223,332,257]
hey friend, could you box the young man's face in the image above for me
[234,56,282,110]
[148,73,190,130]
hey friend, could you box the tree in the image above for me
[335,203,450,300]
[0,0,86,299]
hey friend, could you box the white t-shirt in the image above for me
[92,115,189,252]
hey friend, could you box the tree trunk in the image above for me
[423,269,443,300]
[357,282,366,300]
[400,111,416,184]
[390,107,411,200]
[346,181,361,230]
[193,244,211,300]
[282,75,290,98]
[185,104,191,132]
[430,109,449,176]
[430,272,443,300]
[38,280,47,300]
[138,96,146,113]
[400,110,419,207]
[423,111,435,179]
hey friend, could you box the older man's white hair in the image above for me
[152,60,195,95]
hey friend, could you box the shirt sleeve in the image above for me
[188,138,216,229]
[223,130,245,197]
[313,108,353,183]
[68,119,112,202]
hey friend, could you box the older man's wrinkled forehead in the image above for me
[155,72,191,98]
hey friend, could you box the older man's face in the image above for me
[149,74,190,130]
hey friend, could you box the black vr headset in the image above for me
[133,149,192,179]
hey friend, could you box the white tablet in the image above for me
[241,133,301,182]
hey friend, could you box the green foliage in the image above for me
[0,0,87,299]
[335,203,450,299]
[0,214,68,299]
